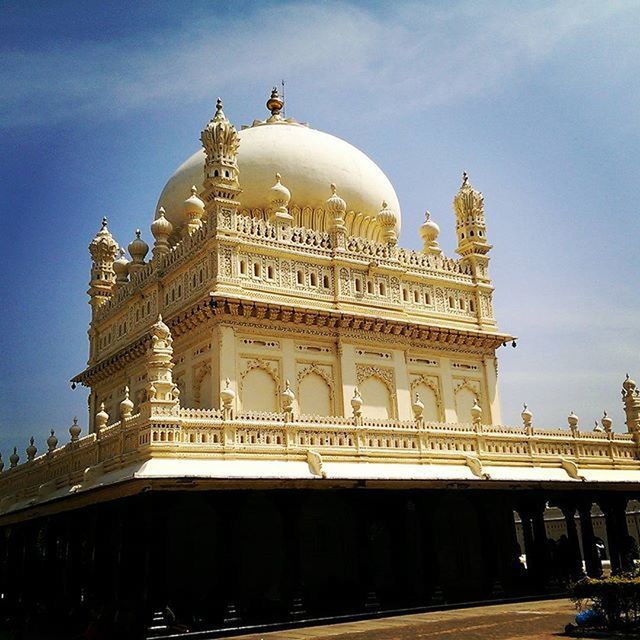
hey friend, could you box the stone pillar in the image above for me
[394,350,412,421]
[600,496,630,574]
[339,341,358,418]
[518,498,548,591]
[578,501,603,578]
[531,504,549,586]
[220,492,242,625]
[483,355,501,425]
[280,492,306,619]
[356,492,380,612]
[439,357,458,423]
[560,503,585,580]
[218,325,237,411]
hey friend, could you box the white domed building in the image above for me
[0,89,639,636]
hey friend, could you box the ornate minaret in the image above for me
[622,374,640,443]
[200,97,241,227]
[88,217,118,313]
[453,172,492,282]
[143,315,179,412]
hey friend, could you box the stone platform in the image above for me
[229,598,576,640]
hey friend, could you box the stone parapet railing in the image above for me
[94,214,476,325]
[1,410,638,512]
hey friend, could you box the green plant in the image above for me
[572,576,640,630]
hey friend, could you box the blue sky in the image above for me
[1,0,639,457]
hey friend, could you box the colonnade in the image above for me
[0,488,635,636]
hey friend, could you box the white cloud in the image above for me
[2,0,638,128]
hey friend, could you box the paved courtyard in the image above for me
[229,598,579,640]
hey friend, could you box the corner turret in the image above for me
[453,172,491,281]
[88,217,118,313]
[200,97,241,223]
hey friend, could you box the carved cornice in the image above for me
[73,293,514,388]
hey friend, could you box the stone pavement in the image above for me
[228,598,579,640]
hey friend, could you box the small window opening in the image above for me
[253,263,261,278]
[297,270,304,285]
[310,272,317,287]
[366,281,373,295]
[240,260,247,275]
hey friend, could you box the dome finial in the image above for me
[420,210,441,255]
[462,171,469,187]
[267,87,284,117]
[378,200,397,245]
[101,216,108,229]
[213,97,226,122]
[268,172,292,223]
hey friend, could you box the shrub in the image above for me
[573,576,640,629]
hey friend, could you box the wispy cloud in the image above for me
[2,0,637,128]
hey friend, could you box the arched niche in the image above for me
[454,383,478,424]
[242,367,277,412]
[360,376,393,419]
[298,371,333,416]
[413,382,440,422]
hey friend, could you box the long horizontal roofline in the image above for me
[71,293,515,386]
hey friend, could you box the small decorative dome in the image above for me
[567,411,579,429]
[183,185,205,217]
[623,373,637,394]
[128,230,149,264]
[521,403,533,426]
[351,387,363,415]
[378,201,397,228]
[420,211,440,242]
[601,411,613,432]
[220,378,236,407]
[281,380,295,411]
[9,447,19,468]
[120,386,134,419]
[69,417,82,442]
[412,393,425,419]
[47,429,58,452]
[95,402,109,431]
[471,398,483,423]
[378,201,398,244]
[26,436,37,461]
[420,211,442,255]
[113,248,130,284]
[269,173,291,210]
[326,183,346,215]
[151,206,173,239]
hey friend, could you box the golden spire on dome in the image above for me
[266,87,284,118]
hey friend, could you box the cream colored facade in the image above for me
[2,89,640,516]
[81,92,504,436]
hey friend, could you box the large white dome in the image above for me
[156,121,401,241]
